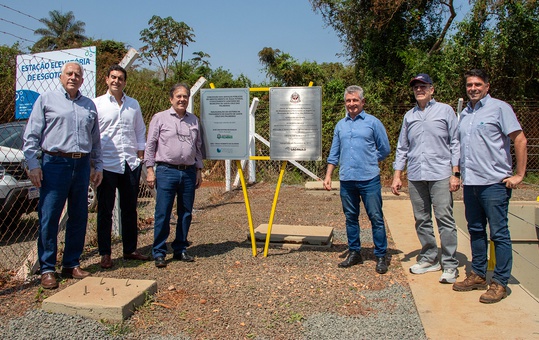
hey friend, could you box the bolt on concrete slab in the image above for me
[42,277,157,321]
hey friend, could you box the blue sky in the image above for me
[0,1,471,83]
[0,0,347,83]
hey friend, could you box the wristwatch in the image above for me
[453,172,461,178]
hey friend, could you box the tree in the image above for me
[309,0,457,81]
[32,10,87,52]
[139,15,196,82]
[83,39,128,93]
[258,47,326,86]
[0,43,21,123]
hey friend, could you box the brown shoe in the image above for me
[452,271,488,291]
[123,251,150,261]
[41,272,58,289]
[61,266,91,279]
[480,282,507,304]
[100,254,113,269]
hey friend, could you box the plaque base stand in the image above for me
[250,224,333,249]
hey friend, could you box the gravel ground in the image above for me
[1,182,537,339]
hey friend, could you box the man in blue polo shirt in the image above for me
[391,73,460,284]
[323,85,391,274]
[452,69,527,303]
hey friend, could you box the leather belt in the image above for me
[43,150,88,159]
[156,162,195,170]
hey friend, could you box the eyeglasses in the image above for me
[412,84,431,91]
[175,123,193,145]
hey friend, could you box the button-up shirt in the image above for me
[23,89,102,171]
[393,99,459,181]
[93,91,146,174]
[327,110,390,181]
[145,107,203,169]
[458,94,522,185]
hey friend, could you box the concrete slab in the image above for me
[304,181,406,197]
[305,180,338,190]
[384,200,539,339]
[42,277,157,321]
[454,200,539,301]
[251,224,333,248]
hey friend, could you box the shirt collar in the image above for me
[345,110,366,121]
[415,99,436,111]
[63,89,82,101]
[168,107,190,118]
[106,90,126,103]
[467,94,491,111]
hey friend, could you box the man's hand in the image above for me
[323,177,332,191]
[28,168,43,188]
[91,170,103,188]
[502,174,523,189]
[146,168,156,189]
[449,175,461,192]
[195,170,203,189]
[391,177,402,196]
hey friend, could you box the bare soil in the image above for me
[0,181,537,339]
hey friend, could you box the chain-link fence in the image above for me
[1,63,539,284]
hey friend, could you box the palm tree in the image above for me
[33,10,87,51]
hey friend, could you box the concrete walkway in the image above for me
[383,199,539,339]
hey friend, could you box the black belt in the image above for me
[43,150,88,159]
[156,162,195,170]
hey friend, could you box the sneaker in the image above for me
[452,271,488,292]
[479,282,507,304]
[409,260,441,274]
[439,268,459,284]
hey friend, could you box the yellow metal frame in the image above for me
[207,82,314,257]
[235,160,258,257]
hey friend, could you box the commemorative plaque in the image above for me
[269,87,322,160]
[200,88,250,160]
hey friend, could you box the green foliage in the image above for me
[32,10,87,52]
[0,43,21,123]
[310,0,446,80]
[84,39,128,93]
[139,15,196,82]
[104,321,131,336]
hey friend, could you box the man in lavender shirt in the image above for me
[145,83,203,268]
[391,73,460,284]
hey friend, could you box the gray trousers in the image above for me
[408,178,458,269]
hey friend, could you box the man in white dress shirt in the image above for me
[93,64,149,269]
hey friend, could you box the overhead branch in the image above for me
[429,0,456,55]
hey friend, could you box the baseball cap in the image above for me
[409,73,433,86]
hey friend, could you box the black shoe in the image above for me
[173,252,195,262]
[154,256,167,268]
[376,256,388,274]
[338,251,363,268]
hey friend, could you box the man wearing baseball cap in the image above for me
[391,73,461,284]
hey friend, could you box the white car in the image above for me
[0,121,39,228]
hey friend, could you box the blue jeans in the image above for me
[38,154,90,274]
[463,183,512,286]
[97,163,142,255]
[408,178,458,269]
[153,165,196,258]
[340,176,387,257]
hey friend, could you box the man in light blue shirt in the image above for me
[323,85,391,274]
[453,69,527,304]
[391,73,460,284]
[23,62,102,289]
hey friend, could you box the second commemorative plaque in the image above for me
[269,87,322,161]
